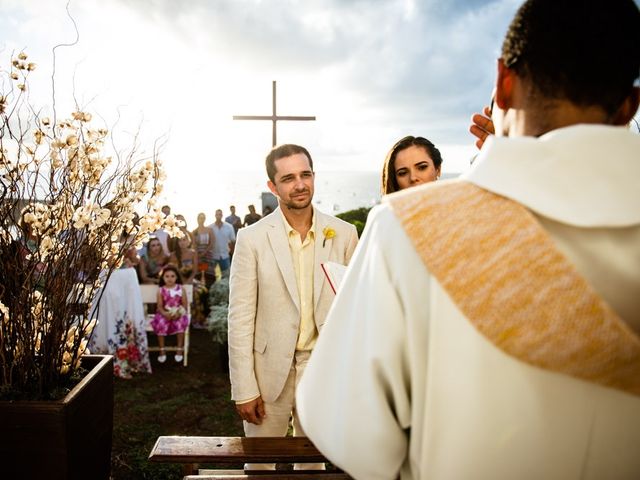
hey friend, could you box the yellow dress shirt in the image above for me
[282,210,318,352]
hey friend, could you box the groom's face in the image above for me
[267,153,315,210]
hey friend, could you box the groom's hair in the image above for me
[501,0,640,116]
[266,144,314,183]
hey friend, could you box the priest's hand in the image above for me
[469,106,495,150]
[236,396,266,425]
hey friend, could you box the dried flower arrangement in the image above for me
[0,51,181,399]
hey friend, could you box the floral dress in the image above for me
[150,284,189,336]
[88,268,152,379]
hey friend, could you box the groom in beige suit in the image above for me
[228,144,358,466]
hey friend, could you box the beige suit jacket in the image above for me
[228,206,358,403]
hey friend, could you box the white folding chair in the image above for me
[140,284,193,366]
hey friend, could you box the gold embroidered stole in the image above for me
[388,181,640,397]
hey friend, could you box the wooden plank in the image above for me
[185,475,350,480]
[197,470,245,475]
[149,436,327,464]
[194,469,351,478]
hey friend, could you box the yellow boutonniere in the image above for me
[322,227,336,247]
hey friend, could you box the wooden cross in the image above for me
[233,80,316,147]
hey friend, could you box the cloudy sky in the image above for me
[0,0,572,219]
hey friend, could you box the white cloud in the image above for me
[2,0,523,224]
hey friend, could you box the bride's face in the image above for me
[394,145,440,191]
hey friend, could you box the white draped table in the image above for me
[89,267,152,378]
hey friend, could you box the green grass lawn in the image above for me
[111,328,243,479]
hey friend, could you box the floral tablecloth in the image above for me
[89,268,152,378]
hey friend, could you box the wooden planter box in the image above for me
[0,354,114,479]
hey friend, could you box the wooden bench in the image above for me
[148,436,352,479]
[184,475,350,479]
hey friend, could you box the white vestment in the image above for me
[296,125,640,480]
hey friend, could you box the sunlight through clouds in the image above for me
[2,0,526,225]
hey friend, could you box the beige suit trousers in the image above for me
[244,349,324,471]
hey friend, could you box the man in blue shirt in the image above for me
[209,209,236,277]
[225,205,242,234]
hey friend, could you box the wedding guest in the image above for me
[169,229,209,328]
[150,265,189,363]
[208,209,235,277]
[121,245,140,269]
[243,204,262,226]
[152,204,172,256]
[175,213,187,229]
[139,237,169,284]
[168,214,189,254]
[381,136,443,194]
[192,212,216,287]
[225,205,242,233]
[119,232,142,279]
[170,232,198,285]
[297,0,640,478]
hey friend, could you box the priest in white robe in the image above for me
[296,1,640,479]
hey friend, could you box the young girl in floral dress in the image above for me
[151,265,189,363]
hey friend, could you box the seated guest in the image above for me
[150,265,189,364]
[170,232,198,285]
[139,237,169,284]
[381,136,443,194]
[122,245,140,269]
[123,247,142,283]
[119,233,142,281]
[171,233,208,329]
[297,1,640,479]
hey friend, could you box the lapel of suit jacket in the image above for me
[266,208,300,313]
[314,208,332,311]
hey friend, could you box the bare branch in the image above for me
[51,1,80,128]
